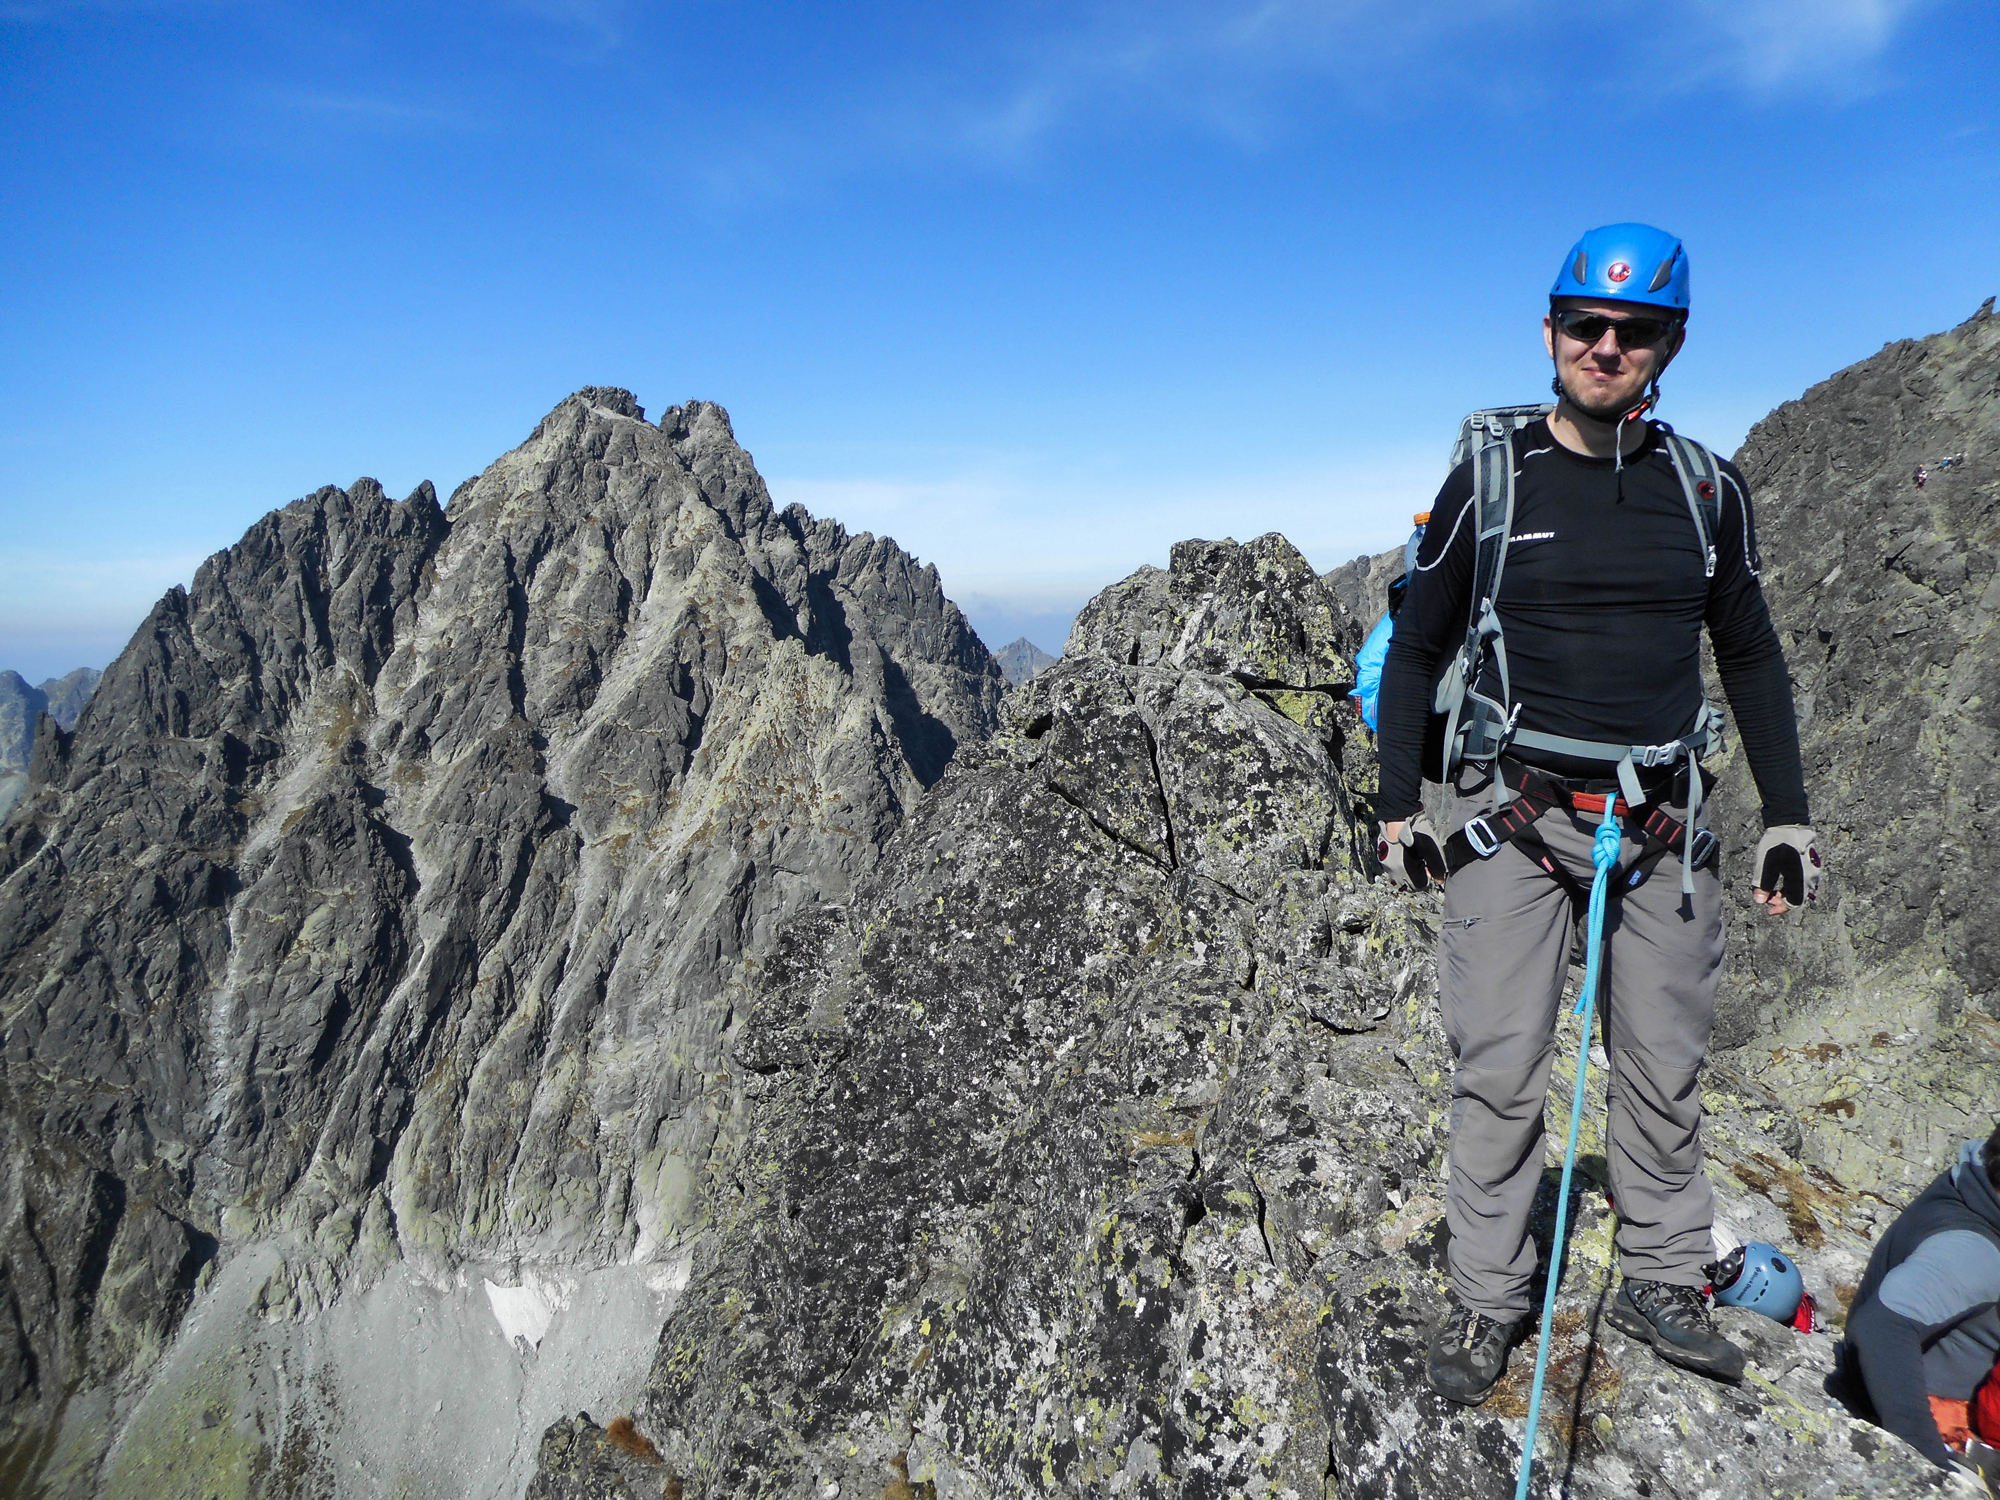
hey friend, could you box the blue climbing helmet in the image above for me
[1551,223,1690,312]
[1710,1242,1805,1323]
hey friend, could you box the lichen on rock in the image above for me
[545,527,1965,1497]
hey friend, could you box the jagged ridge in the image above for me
[0,389,1003,1497]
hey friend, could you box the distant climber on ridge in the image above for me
[1370,223,1821,1405]
[1844,1121,2000,1488]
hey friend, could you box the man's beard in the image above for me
[1557,370,1638,422]
[1552,368,1648,426]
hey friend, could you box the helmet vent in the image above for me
[1573,251,1589,284]
[1648,255,1677,293]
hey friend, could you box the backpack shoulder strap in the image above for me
[1430,417,1522,784]
[1446,407,1542,643]
[1468,427,1516,675]
[1659,429,1722,580]
[1450,404,1553,469]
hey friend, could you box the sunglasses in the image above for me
[1552,309,1678,351]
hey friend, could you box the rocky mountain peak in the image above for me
[0,392,1003,1497]
[992,636,1057,687]
[1702,298,2000,1198]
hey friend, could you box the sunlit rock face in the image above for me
[0,389,1002,1498]
[530,528,1956,1500]
[1702,301,2000,1202]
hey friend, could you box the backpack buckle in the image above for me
[1634,742,1679,769]
[1462,815,1504,859]
[1688,827,1718,870]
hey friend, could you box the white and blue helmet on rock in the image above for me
[1711,1242,1806,1323]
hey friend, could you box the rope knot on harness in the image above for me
[1592,812,1623,876]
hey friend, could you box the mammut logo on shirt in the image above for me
[1509,531,1555,546]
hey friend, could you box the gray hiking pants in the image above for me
[1439,779,1723,1320]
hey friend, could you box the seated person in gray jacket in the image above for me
[1845,1122,2000,1483]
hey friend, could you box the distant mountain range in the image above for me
[992,635,1058,686]
[0,667,100,819]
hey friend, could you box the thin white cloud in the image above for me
[269,88,474,131]
[1687,0,1926,88]
[506,0,626,52]
[931,0,1928,165]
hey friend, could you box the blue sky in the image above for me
[3,0,1996,678]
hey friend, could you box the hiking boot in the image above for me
[1608,1277,1746,1381]
[1425,1301,1525,1406]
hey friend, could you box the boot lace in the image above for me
[1633,1279,1713,1331]
[1447,1303,1509,1352]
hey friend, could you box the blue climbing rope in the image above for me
[1513,799,1623,1500]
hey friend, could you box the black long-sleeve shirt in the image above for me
[1375,419,1809,826]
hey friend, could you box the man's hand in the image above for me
[1376,814,1448,892]
[1751,824,1821,917]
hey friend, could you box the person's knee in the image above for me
[1602,1009,1712,1070]
[1451,1045,1557,1098]
[1606,1056,1706,1153]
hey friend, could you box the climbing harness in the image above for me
[1428,406,1729,895]
[1439,760,1718,904]
[1513,796,1621,1500]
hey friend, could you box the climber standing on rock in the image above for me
[1371,223,1822,1405]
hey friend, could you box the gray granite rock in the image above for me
[0,390,1003,1496]
[534,530,1964,1499]
[1320,546,1403,633]
[1703,300,2000,1201]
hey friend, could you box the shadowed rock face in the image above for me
[531,532,1949,1500]
[0,389,1002,1496]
